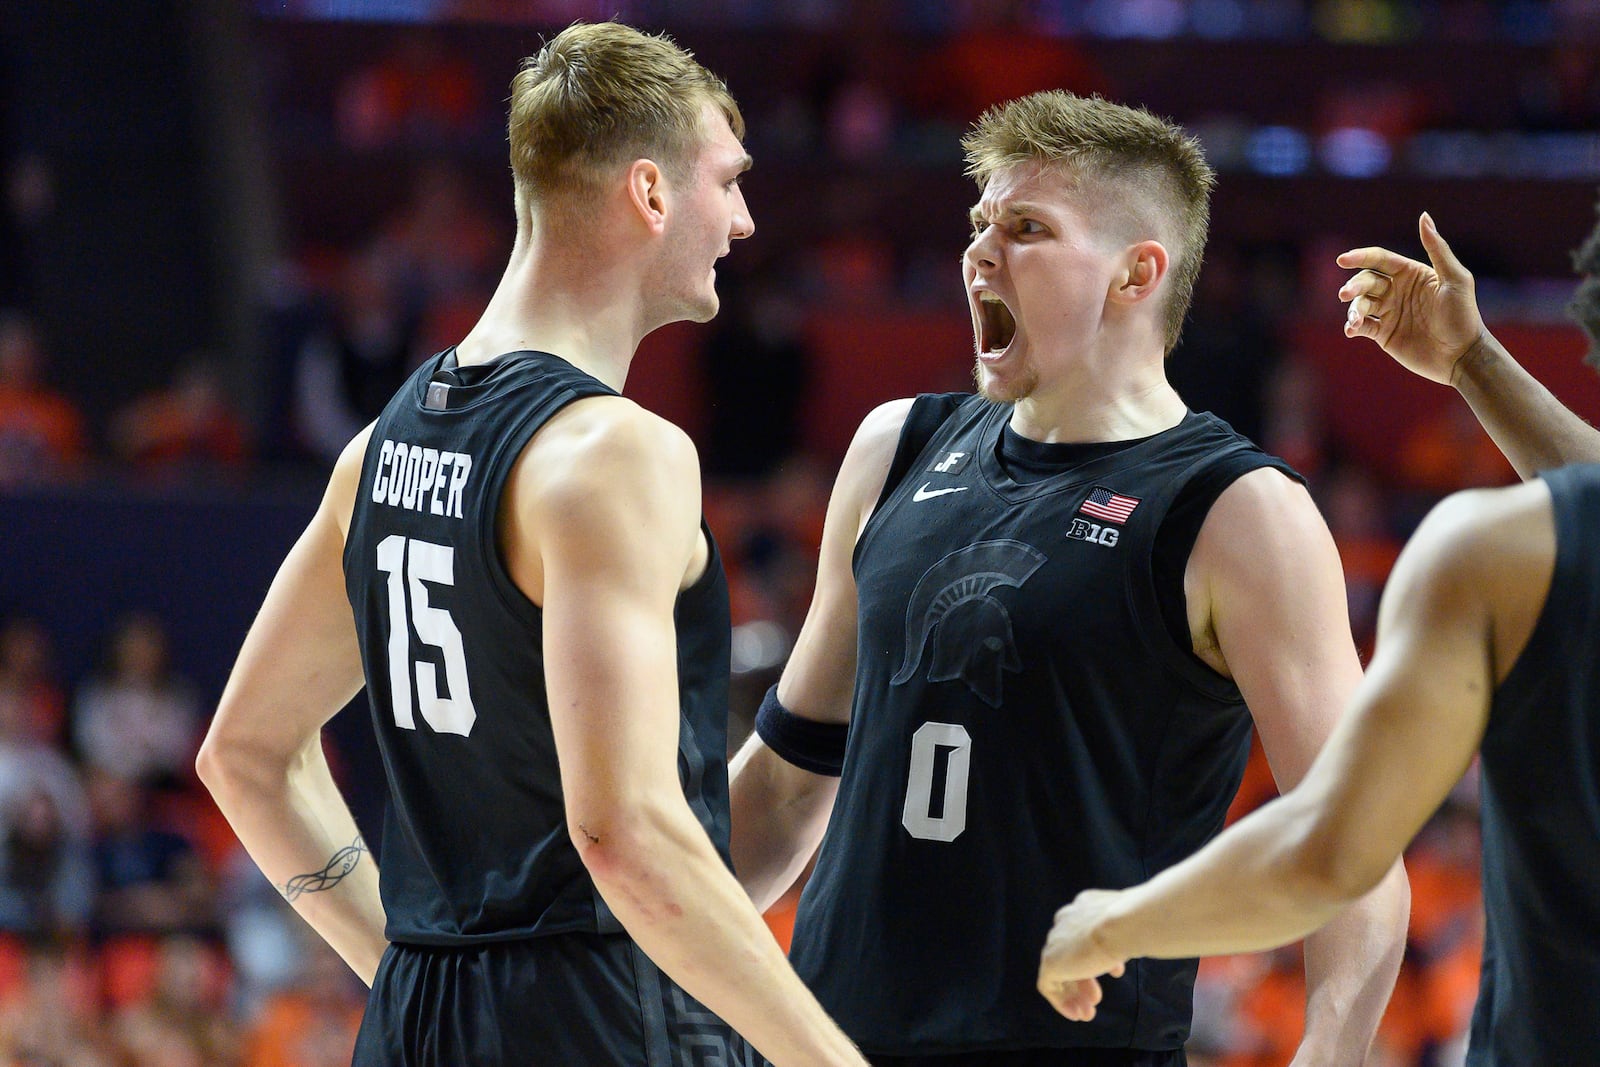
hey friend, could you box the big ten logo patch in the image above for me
[1066,517,1119,547]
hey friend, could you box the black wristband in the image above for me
[753,684,849,777]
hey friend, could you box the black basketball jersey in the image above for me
[1467,463,1600,1065]
[343,349,733,946]
[790,395,1296,1054]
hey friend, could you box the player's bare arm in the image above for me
[1340,212,1600,476]
[728,397,911,911]
[523,398,866,1067]
[1040,479,1555,1021]
[198,426,388,985]
[1187,468,1408,1066]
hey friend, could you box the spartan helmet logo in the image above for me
[891,540,1047,708]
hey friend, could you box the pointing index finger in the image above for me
[1336,246,1424,276]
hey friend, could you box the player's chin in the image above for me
[684,291,720,323]
[972,354,1033,403]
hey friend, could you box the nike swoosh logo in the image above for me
[913,483,970,502]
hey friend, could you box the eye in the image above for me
[1016,218,1043,235]
[970,219,990,238]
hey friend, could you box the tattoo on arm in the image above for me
[279,836,368,902]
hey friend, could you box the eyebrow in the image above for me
[969,202,1046,226]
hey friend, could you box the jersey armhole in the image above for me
[853,393,970,573]
[870,393,970,515]
[1138,449,1305,700]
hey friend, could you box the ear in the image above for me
[626,158,669,236]
[1110,240,1169,305]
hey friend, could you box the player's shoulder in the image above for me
[1202,462,1324,546]
[1370,480,1556,655]
[541,394,695,470]
[849,397,917,459]
[1407,478,1554,575]
[327,423,379,535]
[521,394,699,507]
[831,397,918,507]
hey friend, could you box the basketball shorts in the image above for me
[352,931,768,1066]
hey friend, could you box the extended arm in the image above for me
[728,399,910,910]
[531,401,865,1067]
[197,429,386,984]
[1340,212,1600,476]
[1105,470,1407,1061]
[1038,481,1554,1024]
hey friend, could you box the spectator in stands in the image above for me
[0,784,93,938]
[72,613,201,791]
[0,671,91,939]
[0,310,86,486]
[109,359,250,481]
[0,616,65,748]
[86,772,212,936]
[290,252,420,464]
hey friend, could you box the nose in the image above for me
[964,229,997,272]
[731,185,755,241]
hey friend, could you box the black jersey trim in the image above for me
[1119,416,1304,704]
[472,384,595,626]
[1493,468,1583,724]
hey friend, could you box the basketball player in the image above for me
[1037,212,1600,1065]
[729,90,1408,1064]
[198,23,865,1067]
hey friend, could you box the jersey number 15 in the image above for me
[375,534,478,736]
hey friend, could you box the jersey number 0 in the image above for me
[375,535,477,736]
[902,721,972,842]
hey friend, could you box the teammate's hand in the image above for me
[1337,212,1486,387]
[1037,890,1129,1022]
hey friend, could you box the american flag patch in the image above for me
[1079,487,1140,524]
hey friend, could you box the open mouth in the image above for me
[976,291,1017,355]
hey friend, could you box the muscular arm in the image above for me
[1039,481,1554,1025]
[197,429,386,984]
[1195,472,1408,1064]
[728,399,910,911]
[1340,212,1600,477]
[531,401,864,1067]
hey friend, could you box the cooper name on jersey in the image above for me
[370,438,474,518]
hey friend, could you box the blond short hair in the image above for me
[509,22,744,213]
[962,91,1215,354]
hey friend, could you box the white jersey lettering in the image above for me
[371,438,475,519]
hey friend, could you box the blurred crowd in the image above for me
[0,610,369,1066]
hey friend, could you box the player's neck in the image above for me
[1007,324,1183,443]
[457,240,647,392]
[1008,372,1185,444]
